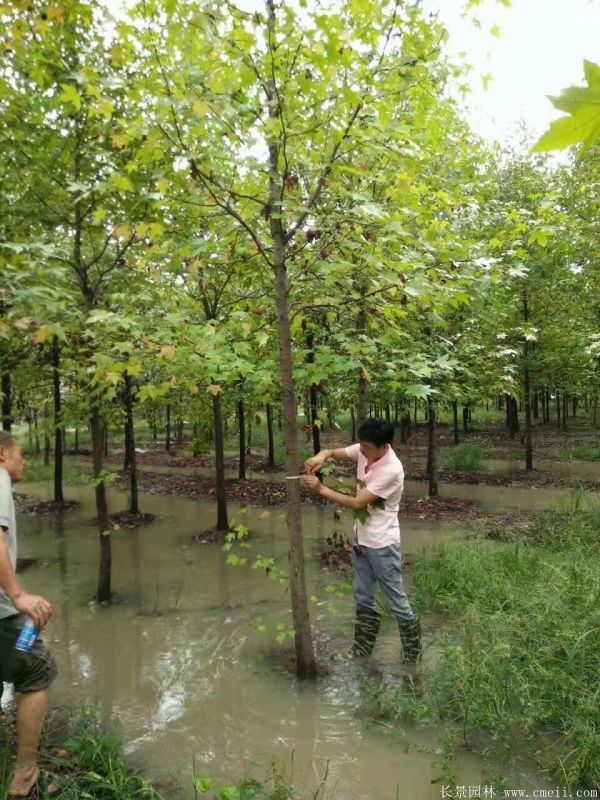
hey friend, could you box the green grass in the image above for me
[360,493,600,789]
[442,442,488,472]
[551,443,600,461]
[20,458,91,486]
[0,708,162,800]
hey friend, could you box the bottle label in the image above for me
[15,623,40,653]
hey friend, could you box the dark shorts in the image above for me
[0,614,57,699]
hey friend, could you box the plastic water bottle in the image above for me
[14,618,39,652]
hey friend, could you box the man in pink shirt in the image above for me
[305,419,421,668]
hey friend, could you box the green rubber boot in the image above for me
[398,617,422,663]
[352,606,381,657]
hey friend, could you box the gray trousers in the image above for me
[352,539,416,623]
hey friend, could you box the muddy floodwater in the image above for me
[10,482,559,798]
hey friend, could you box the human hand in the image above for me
[304,475,323,494]
[13,593,52,629]
[304,453,327,474]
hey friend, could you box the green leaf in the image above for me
[193,776,212,793]
[533,60,600,152]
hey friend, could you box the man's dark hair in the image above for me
[357,418,394,447]
[0,432,16,451]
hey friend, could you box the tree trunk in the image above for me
[123,422,131,472]
[452,400,459,445]
[533,390,539,420]
[165,403,171,452]
[266,8,315,676]
[357,321,368,427]
[350,405,356,442]
[74,426,79,452]
[506,395,519,439]
[462,403,470,433]
[306,331,321,456]
[238,399,246,480]
[562,392,568,430]
[212,392,229,532]
[44,401,50,466]
[124,372,139,515]
[426,396,438,497]
[103,425,108,457]
[52,337,64,505]
[522,293,533,470]
[266,402,275,468]
[34,408,40,456]
[572,396,578,418]
[1,371,12,432]
[91,404,111,603]
[413,399,418,425]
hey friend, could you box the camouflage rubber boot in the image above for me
[352,606,381,657]
[397,617,422,663]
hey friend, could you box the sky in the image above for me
[422,0,600,145]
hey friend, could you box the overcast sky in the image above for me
[423,0,600,144]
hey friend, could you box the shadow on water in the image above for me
[9,482,555,798]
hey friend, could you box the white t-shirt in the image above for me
[0,466,17,618]
[344,443,404,548]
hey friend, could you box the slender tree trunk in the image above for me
[452,400,459,445]
[533,390,539,420]
[350,405,356,442]
[52,337,64,505]
[1,371,12,432]
[74,426,79,452]
[426,396,438,497]
[44,401,50,466]
[522,293,533,470]
[572,396,578,418]
[413,399,418,425]
[306,331,321,456]
[462,403,470,433]
[124,372,139,515]
[123,422,131,472]
[357,307,368,428]
[266,402,275,468]
[238,399,246,480]
[165,403,171,452]
[562,392,568,430]
[266,6,315,677]
[34,408,40,456]
[507,396,519,439]
[212,392,229,532]
[91,404,111,603]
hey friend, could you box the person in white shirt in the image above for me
[304,419,421,667]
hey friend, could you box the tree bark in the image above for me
[91,404,111,603]
[238,399,246,480]
[34,408,40,456]
[426,396,438,497]
[522,292,533,470]
[165,403,171,452]
[506,395,519,439]
[452,399,459,445]
[44,401,50,466]
[1,371,12,432]
[212,392,229,532]
[266,402,275,468]
[462,403,470,433]
[52,337,64,505]
[267,0,315,677]
[124,372,139,515]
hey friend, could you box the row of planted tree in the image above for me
[1,0,599,677]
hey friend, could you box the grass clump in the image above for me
[0,708,163,799]
[21,457,92,486]
[552,443,600,461]
[365,495,600,789]
[443,443,487,472]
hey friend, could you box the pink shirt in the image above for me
[344,443,404,548]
